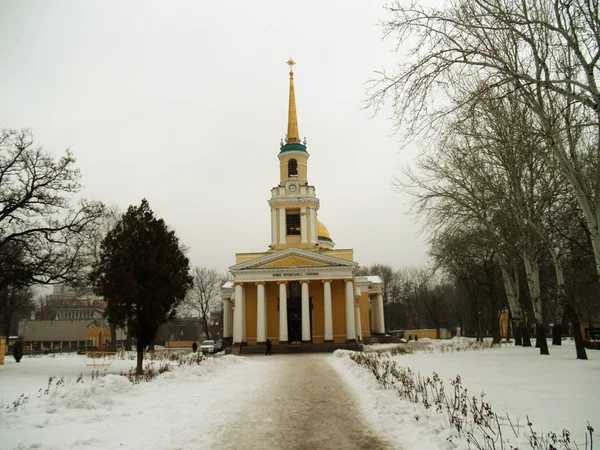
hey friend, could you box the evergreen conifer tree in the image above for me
[90,199,192,375]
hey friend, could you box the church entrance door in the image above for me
[287,297,302,344]
[287,296,312,344]
[287,282,312,344]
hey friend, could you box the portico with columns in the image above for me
[221,59,384,352]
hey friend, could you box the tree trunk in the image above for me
[523,251,548,354]
[492,312,501,344]
[536,324,549,355]
[552,324,563,346]
[519,320,532,347]
[110,323,117,351]
[136,346,144,375]
[566,303,588,360]
[498,259,526,346]
[202,316,210,340]
[549,247,566,346]
[125,323,132,351]
[513,319,522,346]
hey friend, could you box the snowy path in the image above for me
[214,354,392,450]
[1,353,392,450]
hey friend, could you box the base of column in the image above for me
[256,341,266,345]
[279,340,288,345]
[301,340,311,344]
[346,339,357,344]
[324,339,334,343]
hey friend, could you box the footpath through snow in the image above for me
[0,353,392,450]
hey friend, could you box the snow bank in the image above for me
[331,341,599,449]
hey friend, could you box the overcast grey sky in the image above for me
[0,1,430,274]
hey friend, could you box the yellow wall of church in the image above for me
[263,256,323,268]
[331,280,347,343]
[311,282,325,344]
[266,282,280,343]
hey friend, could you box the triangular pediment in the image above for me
[262,255,323,268]
[230,247,356,272]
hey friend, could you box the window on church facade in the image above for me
[286,212,301,235]
[288,159,298,177]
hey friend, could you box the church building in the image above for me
[221,60,385,352]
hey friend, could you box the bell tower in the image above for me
[268,59,323,251]
[279,58,309,186]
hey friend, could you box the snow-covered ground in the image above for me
[0,340,597,449]
[334,338,599,449]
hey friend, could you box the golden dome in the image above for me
[317,221,331,240]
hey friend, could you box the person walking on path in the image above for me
[192,341,198,353]
[265,338,272,355]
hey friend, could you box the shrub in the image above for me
[13,340,23,363]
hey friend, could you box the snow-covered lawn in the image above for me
[334,338,600,449]
[0,340,597,449]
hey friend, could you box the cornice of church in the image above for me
[278,149,310,160]
[229,266,356,283]
[268,197,320,207]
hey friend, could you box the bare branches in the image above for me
[180,267,224,339]
[0,129,106,287]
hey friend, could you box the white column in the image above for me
[323,280,333,342]
[370,296,377,333]
[355,287,362,341]
[375,292,385,334]
[355,304,362,341]
[345,280,356,341]
[301,281,310,342]
[300,207,308,243]
[228,299,234,338]
[279,282,288,343]
[257,282,267,344]
[310,208,317,243]
[271,209,277,246]
[233,284,244,344]
[223,298,232,338]
[279,208,286,245]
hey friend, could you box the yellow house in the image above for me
[221,60,385,352]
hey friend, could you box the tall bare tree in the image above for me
[371,0,600,280]
[180,267,223,340]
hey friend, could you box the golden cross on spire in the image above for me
[287,58,295,76]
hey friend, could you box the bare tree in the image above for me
[430,226,504,343]
[180,267,223,340]
[371,0,600,281]
[0,129,105,288]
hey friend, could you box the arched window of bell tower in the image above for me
[288,159,298,177]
